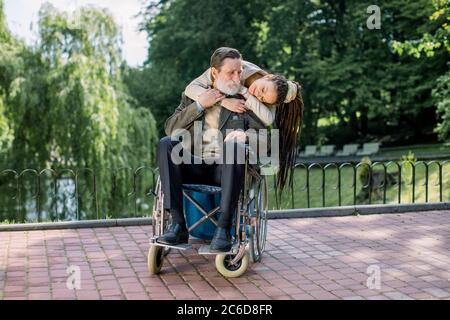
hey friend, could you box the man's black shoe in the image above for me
[157,223,189,245]
[210,227,232,252]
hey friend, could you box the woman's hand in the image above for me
[221,98,247,113]
[198,89,224,109]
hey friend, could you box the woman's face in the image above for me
[248,76,278,104]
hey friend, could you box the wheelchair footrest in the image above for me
[150,237,192,250]
[198,244,238,255]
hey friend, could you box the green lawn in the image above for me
[266,161,450,210]
[378,143,450,158]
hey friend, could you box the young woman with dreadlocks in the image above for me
[184,54,304,192]
[244,72,304,192]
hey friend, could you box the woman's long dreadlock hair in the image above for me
[271,75,304,192]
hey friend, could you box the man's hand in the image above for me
[221,98,247,113]
[197,89,224,109]
[224,130,247,144]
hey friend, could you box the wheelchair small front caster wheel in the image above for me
[147,245,165,275]
[215,252,249,278]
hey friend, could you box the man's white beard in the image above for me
[216,77,240,96]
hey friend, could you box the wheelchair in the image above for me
[147,146,269,278]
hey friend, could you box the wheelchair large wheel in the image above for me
[215,252,250,278]
[249,177,268,262]
[147,245,164,275]
[151,175,171,256]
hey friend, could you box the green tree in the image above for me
[0,0,19,160]
[393,0,450,141]
[131,0,267,135]
[0,3,158,221]
[130,0,448,145]
[258,0,444,146]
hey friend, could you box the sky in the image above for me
[3,0,149,67]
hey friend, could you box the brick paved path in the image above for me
[0,210,449,300]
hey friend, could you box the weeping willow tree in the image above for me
[0,2,158,222]
[0,0,17,161]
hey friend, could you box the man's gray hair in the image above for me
[210,47,242,71]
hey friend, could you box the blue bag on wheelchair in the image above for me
[183,190,221,240]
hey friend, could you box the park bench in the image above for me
[317,145,336,156]
[356,142,380,156]
[299,145,318,157]
[336,144,359,156]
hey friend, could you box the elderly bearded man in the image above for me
[157,47,270,252]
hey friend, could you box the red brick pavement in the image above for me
[0,210,449,300]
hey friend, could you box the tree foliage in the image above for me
[393,0,450,141]
[128,0,266,135]
[133,0,449,145]
[0,0,19,158]
[1,0,449,221]
[0,1,158,221]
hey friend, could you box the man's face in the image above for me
[212,58,242,95]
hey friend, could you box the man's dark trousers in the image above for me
[157,136,245,229]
